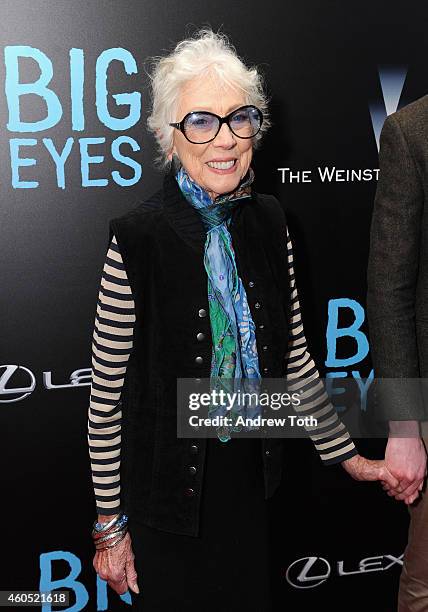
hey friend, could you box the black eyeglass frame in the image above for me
[169,104,264,144]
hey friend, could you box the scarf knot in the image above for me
[176,165,255,230]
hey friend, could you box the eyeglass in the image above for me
[169,105,263,144]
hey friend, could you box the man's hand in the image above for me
[382,426,427,505]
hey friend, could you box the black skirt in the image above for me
[129,436,273,611]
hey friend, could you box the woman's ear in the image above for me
[167,137,176,162]
[171,153,182,173]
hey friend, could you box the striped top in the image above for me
[87,228,357,516]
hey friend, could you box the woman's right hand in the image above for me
[93,529,140,596]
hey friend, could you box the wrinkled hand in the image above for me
[93,531,139,596]
[341,454,399,489]
[382,436,427,505]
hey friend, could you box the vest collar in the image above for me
[161,165,254,254]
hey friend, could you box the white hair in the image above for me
[146,28,271,167]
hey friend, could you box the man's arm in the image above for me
[367,112,424,420]
[367,111,427,502]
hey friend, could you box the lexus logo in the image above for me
[0,365,36,403]
[0,365,91,402]
[286,556,331,589]
[285,553,403,589]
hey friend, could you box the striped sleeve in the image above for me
[87,234,135,516]
[284,227,358,465]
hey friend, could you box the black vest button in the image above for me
[190,444,198,454]
[263,367,269,374]
[259,323,265,329]
[184,487,195,497]
[188,465,197,475]
[265,450,271,456]
[255,302,261,309]
[196,332,205,341]
[262,345,268,351]
[248,281,255,287]
[198,308,207,317]
[195,356,203,364]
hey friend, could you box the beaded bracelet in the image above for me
[93,511,128,533]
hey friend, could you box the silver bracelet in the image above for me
[93,512,122,534]
[95,526,127,545]
[93,511,128,535]
[95,530,127,551]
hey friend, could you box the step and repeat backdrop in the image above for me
[1,1,428,610]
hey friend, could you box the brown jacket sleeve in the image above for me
[367,111,426,420]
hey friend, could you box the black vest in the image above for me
[109,169,290,537]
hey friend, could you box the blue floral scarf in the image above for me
[175,164,262,441]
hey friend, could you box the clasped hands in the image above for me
[342,433,427,506]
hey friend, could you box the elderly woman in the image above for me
[88,29,397,611]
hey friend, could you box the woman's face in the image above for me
[168,73,253,200]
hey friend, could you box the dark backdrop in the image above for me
[2,1,428,610]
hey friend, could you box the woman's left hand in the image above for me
[341,454,399,489]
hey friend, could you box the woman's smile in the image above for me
[206,158,238,173]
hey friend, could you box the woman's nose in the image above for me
[213,122,236,147]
